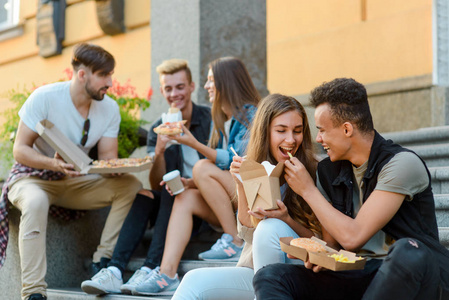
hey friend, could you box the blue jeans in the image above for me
[253,238,441,300]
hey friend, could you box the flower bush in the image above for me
[0,71,151,178]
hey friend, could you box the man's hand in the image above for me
[284,157,315,197]
[154,133,172,156]
[161,177,193,196]
[304,259,324,273]
[52,152,80,176]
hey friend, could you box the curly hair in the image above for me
[246,93,321,237]
[310,78,374,134]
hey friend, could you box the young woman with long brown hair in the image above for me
[171,93,324,300]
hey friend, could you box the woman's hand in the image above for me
[169,124,198,148]
[248,200,290,223]
[284,157,315,197]
[230,155,244,185]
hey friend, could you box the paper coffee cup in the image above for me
[162,170,185,195]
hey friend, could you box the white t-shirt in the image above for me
[19,81,120,156]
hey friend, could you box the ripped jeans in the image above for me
[8,174,141,300]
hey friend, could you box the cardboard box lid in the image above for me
[35,120,92,172]
[240,160,284,181]
[35,120,153,174]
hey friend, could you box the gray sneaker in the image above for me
[120,267,155,294]
[81,268,122,295]
[198,233,243,261]
[133,269,180,296]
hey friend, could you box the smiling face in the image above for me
[159,70,195,111]
[269,110,304,163]
[204,68,216,103]
[315,103,351,161]
[84,68,113,101]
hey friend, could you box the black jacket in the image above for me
[317,131,449,291]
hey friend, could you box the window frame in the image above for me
[0,0,20,32]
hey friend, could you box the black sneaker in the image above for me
[28,294,47,300]
[89,257,111,277]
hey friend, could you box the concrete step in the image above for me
[49,260,236,300]
[429,167,449,194]
[435,194,449,227]
[404,143,449,168]
[382,126,449,147]
[47,287,171,299]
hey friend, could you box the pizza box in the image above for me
[280,236,366,271]
[35,120,153,174]
[239,160,284,212]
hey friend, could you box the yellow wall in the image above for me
[0,0,435,123]
[266,0,432,96]
[0,0,151,124]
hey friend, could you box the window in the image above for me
[0,0,20,31]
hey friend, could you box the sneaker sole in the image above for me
[198,256,240,262]
[120,286,134,295]
[133,290,177,296]
[81,282,120,295]
[133,282,179,296]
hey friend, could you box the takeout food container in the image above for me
[280,236,366,271]
[239,160,284,212]
[35,120,153,174]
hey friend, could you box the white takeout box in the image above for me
[35,120,152,174]
[239,159,284,212]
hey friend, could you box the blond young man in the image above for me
[81,59,212,295]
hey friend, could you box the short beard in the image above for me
[85,82,107,101]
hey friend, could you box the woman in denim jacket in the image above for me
[129,57,260,296]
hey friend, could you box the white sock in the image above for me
[107,266,122,279]
[140,266,152,274]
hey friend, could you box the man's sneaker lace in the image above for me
[120,267,155,294]
[81,268,122,295]
[133,268,180,296]
[198,233,243,261]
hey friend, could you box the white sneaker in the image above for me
[81,268,123,295]
[121,267,154,294]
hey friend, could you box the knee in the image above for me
[254,218,286,247]
[172,193,196,212]
[253,264,284,286]
[192,159,214,181]
[138,189,154,198]
[386,238,430,272]
[121,174,143,193]
[21,196,50,217]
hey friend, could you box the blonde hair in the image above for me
[208,57,260,148]
[156,59,192,83]
[246,94,321,237]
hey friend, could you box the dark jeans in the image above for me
[108,189,170,273]
[253,238,441,300]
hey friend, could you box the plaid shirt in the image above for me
[0,163,86,269]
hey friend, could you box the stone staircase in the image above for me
[382,126,449,249]
[1,126,449,300]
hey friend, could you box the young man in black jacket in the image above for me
[253,78,449,300]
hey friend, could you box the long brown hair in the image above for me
[208,57,260,148]
[246,94,321,236]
